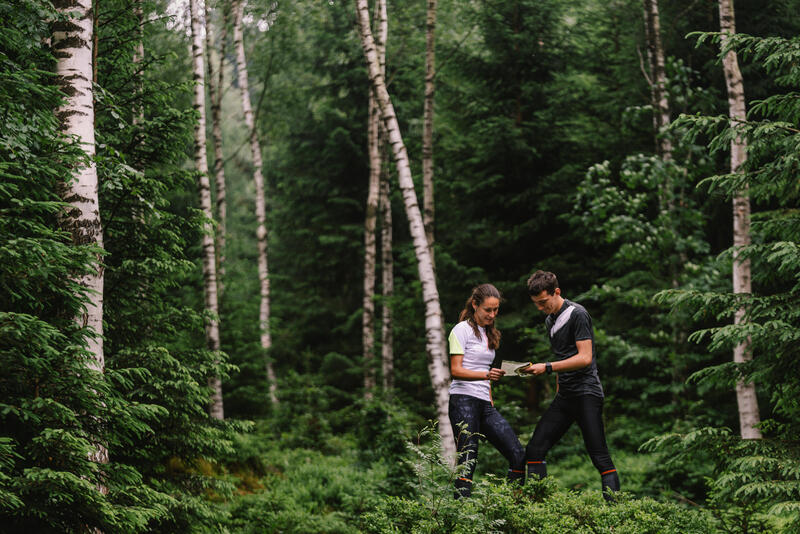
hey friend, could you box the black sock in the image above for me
[526,460,547,481]
[601,470,620,502]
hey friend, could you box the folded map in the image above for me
[500,360,532,376]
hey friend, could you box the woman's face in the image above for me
[472,296,500,327]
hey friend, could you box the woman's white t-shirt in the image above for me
[448,320,494,402]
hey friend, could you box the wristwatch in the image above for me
[545,362,553,375]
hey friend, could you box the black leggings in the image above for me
[449,394,525,498]
[525,393,616,475]
[525,393,619,499]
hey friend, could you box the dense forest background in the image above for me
[2,0,799,532]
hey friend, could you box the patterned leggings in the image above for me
[449,394,525,498]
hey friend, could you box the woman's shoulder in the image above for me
[450,320,470,333]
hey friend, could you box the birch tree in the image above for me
[205,2,229,293]
[718,0,761,440]
[375,6,393,395]
[362,0,387,399]
[642,0,671,162]
[53,0,108,470]
[380,172,394,392]
[355,0,454,460]
[422,0,436,260]
[190,0,224,419]
[233,0,278,404]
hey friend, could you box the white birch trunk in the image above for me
[133,0,145,126]
[233,0,278,404]
[190,0,224,420]
[422,0,436,260]
[362,0,387,399]
[53,0,109,480]
[380,171,394,392]
[363,92,380,399]
[355,0,454,461]
[719,0,761,440]
[643,0,672,162]
[206,2,229,296]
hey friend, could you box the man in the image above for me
[523,270,620,501]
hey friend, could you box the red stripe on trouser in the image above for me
[457,477,472,482]
[527,461,544,464]
[509,469,524,473]
[601,469,616,475]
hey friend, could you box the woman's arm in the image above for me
[450,354,505,381]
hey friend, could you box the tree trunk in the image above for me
[233,0,278,405]
[642,0,672,162]
[380,169,394,393]
[355,0,454,461]
[363,93,380,400]
[133,0,145,126]
[362,0,387,400]
[718,0,761,440]
[422,0,436,261]
[190,0,224,420]
[53,0,108,481]
[206,2,229,296]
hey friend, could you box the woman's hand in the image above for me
[487,367,506,381]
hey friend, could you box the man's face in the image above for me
[530,288,561,315]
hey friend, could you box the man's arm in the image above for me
[525,339,592,375]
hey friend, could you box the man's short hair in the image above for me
[527,270,559,296]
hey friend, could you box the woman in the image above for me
[448,283,525,498]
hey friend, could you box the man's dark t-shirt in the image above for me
[544,299,604,398]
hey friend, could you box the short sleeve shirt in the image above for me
[545,299,604,398]
[448,320,494,402]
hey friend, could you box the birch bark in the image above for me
[642,0,672,161]
[422,0,436,261]
[206,2,229,295]
[133,0,145,126]
[190,0,224,420]
[363,93,380,399]
[376,0,393,395]
[718,0,761,440]
[233,0,278,404]
[362,0,387,399]
[380,172,394,393]
[54,0,109,492]
[355,0,454,460]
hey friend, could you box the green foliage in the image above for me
[361,427,714,534]
[223,428,386,534]
[650,30,800,531]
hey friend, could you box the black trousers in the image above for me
[525,393,619,499]
[449,394,525,498]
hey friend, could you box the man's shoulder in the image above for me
[565,300,591,320]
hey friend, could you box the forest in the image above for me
[2,0,800,532]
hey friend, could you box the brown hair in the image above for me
[527,270,559,296]
[459,284,502,349]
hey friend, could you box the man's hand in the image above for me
[487,367,506,381]
[523,363,547,376]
